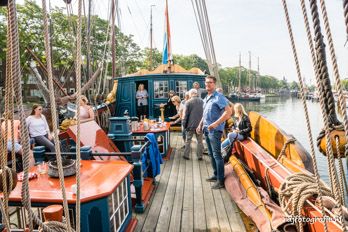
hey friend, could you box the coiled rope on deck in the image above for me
[279,173,334,232]
[281,1,329,231]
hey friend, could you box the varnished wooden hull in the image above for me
[249,111,313,173]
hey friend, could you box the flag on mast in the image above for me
[162,0,172,64]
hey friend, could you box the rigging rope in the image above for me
[281,1,328,231]
[191,0,221,86]
[319,0,348,159]
[75,0,83,230]
[335,136,348,206]
[41,0,73,231]
[307,0,345,228]
[318,0,348,206]
[343,0,348,44]
[7,0,37,230]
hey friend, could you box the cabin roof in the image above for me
[125,64,204,77]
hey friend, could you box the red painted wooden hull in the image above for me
[234,139,344,231]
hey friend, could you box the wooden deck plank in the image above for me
[205,162,233,231]
[168,151,186,232]
[155,140,182,231]
[136,134,179,231]
[220,189,246,232]
[192,142,207,231]
[181,158,194,231]
[135,132,245,232]
[200,158,220,231]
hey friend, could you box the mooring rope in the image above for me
[41,0,73,231]
[281,1,328,231]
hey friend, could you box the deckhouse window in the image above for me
[154,81,169,99]
[175,81,187,99]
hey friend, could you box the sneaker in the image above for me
[206,176,217,182]
[211,181,225,189]
[183,156,190,160]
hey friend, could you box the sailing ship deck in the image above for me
[134,132,246,232]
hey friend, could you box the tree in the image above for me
[0,0,142,80]
[173,54,209,73]
[141,47,162,70]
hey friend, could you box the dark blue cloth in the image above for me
[203,91,228,133]
[141,133,163,178]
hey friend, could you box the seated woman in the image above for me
[1,112,22,155]
[221,103,252,157]
[164,90,177,118]
[26,104,55,152]
[79,95,95,121]
[169,96,182,125]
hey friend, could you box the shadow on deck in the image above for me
[133,132,246,232]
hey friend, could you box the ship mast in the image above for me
[150,5,155,70]
[248,51,251,92]
[111,0,116,81]
[257,56,259,91]
[238,52,241,93]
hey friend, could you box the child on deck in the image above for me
[221,103,252,158]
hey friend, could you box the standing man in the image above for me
[182,89,204,160]
[193,81,207,99]
[197,76,232,189]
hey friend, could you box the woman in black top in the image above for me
[221,103,252,153]
[164,90,177,117]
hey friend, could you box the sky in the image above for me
[18,0,348,83]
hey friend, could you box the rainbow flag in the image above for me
[162,0,172,64]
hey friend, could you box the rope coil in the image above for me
[279,173,334,232]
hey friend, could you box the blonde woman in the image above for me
[169,95,182,125]
[136,84,148,119]
[221,103,252,156]
[79,95,95,121]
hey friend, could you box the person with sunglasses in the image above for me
[26,104,55,152]
[197,76,232,189]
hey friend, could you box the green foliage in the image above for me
[0,0,142,78]
[218,66,291,93]
[341,79,348,91]
[173,54,209,72]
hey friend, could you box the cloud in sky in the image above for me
[18,0,348,83]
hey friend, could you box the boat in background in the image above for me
[228,92,261,102]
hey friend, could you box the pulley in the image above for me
[318,129,347,158]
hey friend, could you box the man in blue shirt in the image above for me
[197,76,232,189]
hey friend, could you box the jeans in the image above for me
[221,132,245,150]
[184,130,203,159]
[33,134,55,152]
[204,129,224,181]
